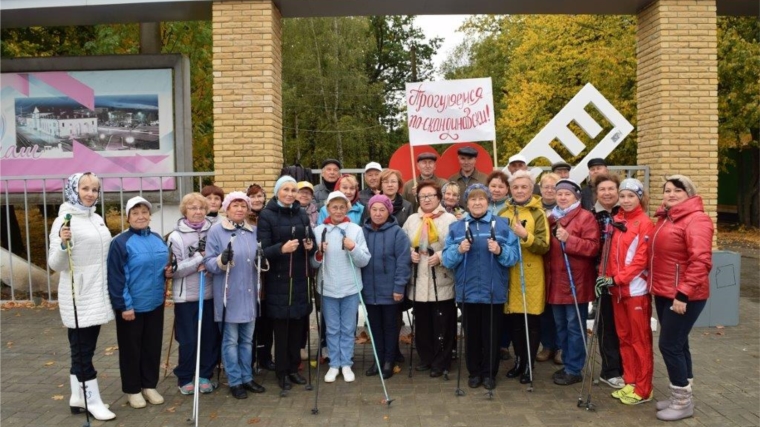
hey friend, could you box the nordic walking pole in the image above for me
[578,218,613,411]
[346,240,394,406]
[280,226,296,398]
[312,228,328,415]
[427,247,448,380]
[454,221,473,397]
[163,242,176,379]
[189,272,206,426]
[304,226,314,391]
[559,241,588,357]
[63,214,91,427]
[486,219,496,399]
[217,233,236,385]
[408,247,419,379]
[513,208,534,392]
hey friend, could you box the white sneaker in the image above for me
[324,367,339,383]
[142,388,164,405]
[342,366,355,383]
[599,376,625,389]
[127,393,146,409]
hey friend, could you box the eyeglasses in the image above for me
[187,206,206,211]
[418,194,437,201]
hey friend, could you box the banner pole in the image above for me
[409,144,417,187]
[492,139,498,170]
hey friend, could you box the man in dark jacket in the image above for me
[580,158,609,210]
[402,152,447,211]
[359,161,382,207]
[448,147,488,207]
[314,159,342,207]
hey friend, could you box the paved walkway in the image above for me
[1,250,757,427]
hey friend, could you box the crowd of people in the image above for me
[48,151,713,422]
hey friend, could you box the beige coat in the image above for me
[402,205,457,302]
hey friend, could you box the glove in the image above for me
[221,247,234,265]
[595,276,614,298]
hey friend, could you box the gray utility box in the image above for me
[694,251,741,327]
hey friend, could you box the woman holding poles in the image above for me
[361,194,411,378]
[402,180,457,378]
[595,178,655,405]
[167,193,220,395]
[108,196,173,408]
[591,174,625,389]
[204,192,265,399]
[648,175,713,421]
[442,183,519,391]
[312,191,371,383]
[501,171,550,384]
[545,179,600,386]
[486,170,513,362]
[48,172,115,421]
[258,176,316,391]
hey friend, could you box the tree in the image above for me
[717,16,759,227]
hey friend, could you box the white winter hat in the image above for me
[125,196,152,215]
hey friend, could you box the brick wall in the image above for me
[636,0,718,242]
[212,0,282,193]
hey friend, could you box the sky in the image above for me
[414,15,470,78]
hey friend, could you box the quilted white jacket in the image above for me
[48,203,114,328]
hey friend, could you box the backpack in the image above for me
[280,163,314,183]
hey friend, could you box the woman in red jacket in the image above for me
[596,178,655,405]
[546,179,600,386]
[648,175,713,422]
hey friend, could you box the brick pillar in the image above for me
[212,0,282,192]
[636,0,718,237]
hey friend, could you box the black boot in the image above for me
[381,362,394,379]
[519,367,534,384]
[278,375,292,391]
[365,363,379,377]
[505,357,525,378]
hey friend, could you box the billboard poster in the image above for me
[0,69,175,192]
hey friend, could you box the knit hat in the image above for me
[274,175,297,197]
[222,191,252,212]
[368,194,393,213]
[665,174,697,197]
[620,178,645,200]
[555,179,582,200]
[464,183,492,203]
[325,191,351,210]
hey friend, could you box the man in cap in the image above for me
[551,161,571,179]
[402,152,448,211]
[581,158,609,210]
[507,153,542,195]
[359,162,382,207]
[448,146,488,206]
[313,159,342,207]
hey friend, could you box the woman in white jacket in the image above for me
[48,172,115,421]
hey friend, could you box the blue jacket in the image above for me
[317,202,365,225]
[442,211,519,304]
[361,217,411,305]
[108,227,168,313]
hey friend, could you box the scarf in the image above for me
[324,216,350,225]
[183,218,205,231]
[64,172,98,211]
[551,200,581,220]
[324,180,337,192]
[412,211,443,252]
[391,194,404,215]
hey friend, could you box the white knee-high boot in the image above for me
[69,375,116,421]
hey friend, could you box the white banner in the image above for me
[405,77,495,146]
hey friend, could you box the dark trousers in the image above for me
[253,306,274,364]
[598,293,623,379]
[366,304,399,366]
[540,303,558,350]
[68,325,101,382]
[462,303,502,379]
[507,313,540,368]
[272,316,306,376]
[414,300,457,371]
[114,305,164,393]
[499,313,512,349]
[655,296,706,387]
[173,301,220,386]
